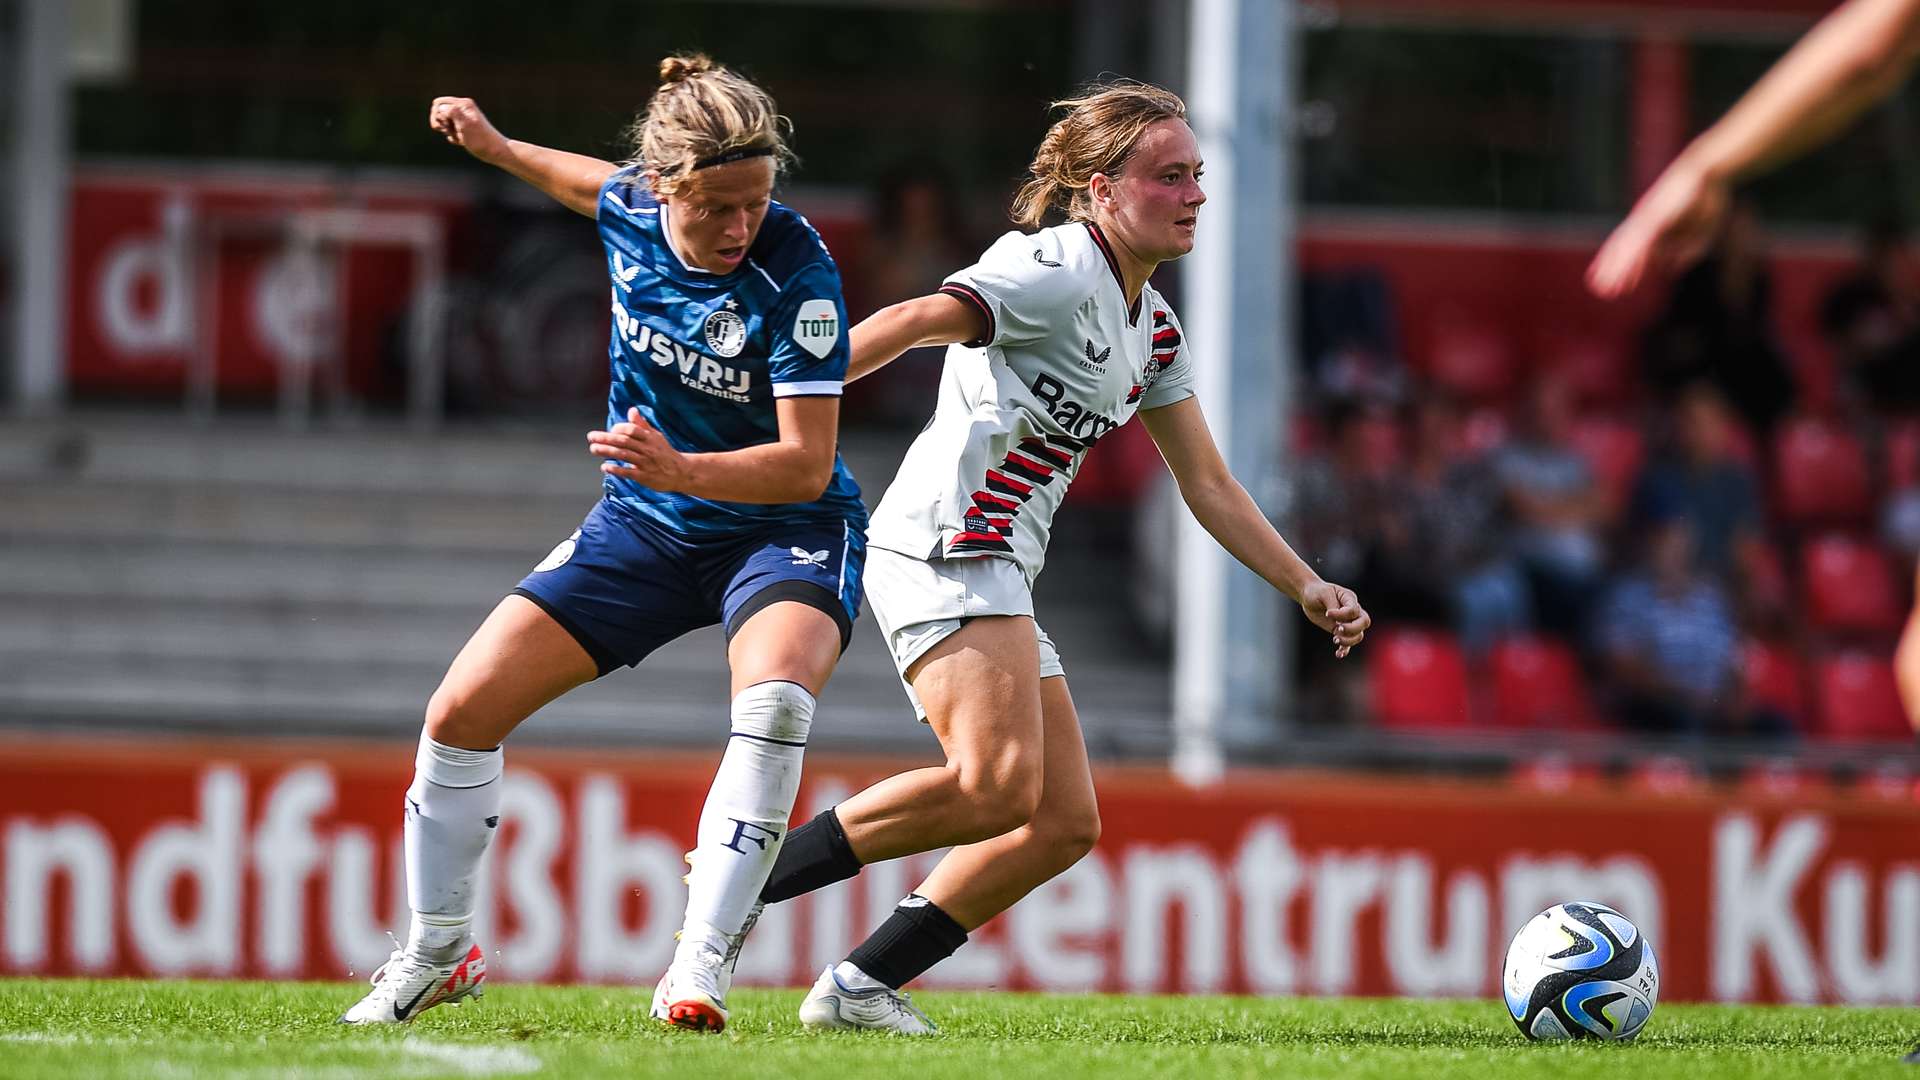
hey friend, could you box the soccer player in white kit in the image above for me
[751,80,1368,1031]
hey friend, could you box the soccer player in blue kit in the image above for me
[340,55,865,1033]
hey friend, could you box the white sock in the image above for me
[833,960,887,991]
[678,680,814,961]
[403,733,503,963]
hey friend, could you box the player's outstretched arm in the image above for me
[429,97,616,218]
[1588,0,1920,298]
[588,400,840,504]
[845,293,986,384]
[1138,397,1370,658]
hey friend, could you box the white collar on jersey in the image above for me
[656,203,714,277]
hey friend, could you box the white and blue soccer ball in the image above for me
[1503,901,1659,1041]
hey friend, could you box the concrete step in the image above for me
[0,415,604,495]
[0,412,1173,757]
[0,414,916,499]
[0,622,934,749]
[0,536,528,608]
[1,478,597,551]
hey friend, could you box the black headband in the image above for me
[693,145,775,171]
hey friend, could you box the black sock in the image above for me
[845,894,969,989]
[759,807,863,904]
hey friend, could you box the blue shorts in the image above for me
[512,499,866,676]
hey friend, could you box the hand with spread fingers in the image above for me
[1300,581,1370,659]
[589,407,691,493]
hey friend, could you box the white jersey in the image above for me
[866,221,1197,582]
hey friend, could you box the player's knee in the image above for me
[953,761,1042,839]
[732,680,816,743]
[1043,802,1101,864]
[423,684,496,750]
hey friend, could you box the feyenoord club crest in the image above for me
[703,308,748,358]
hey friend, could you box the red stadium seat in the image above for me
[1774,417,1873,523]
[1740,540,1792,616]
[1541,333,1633,408]
[1488,636,1596,730]
[1740,639,1806,728]
[1799,534,1903,634]
[1370,628,1471,731]
[1887,419,1920,491]
[1427,313,1515,401]
[1812,651,1909,742]
[1569,418,1644,510]
[1790,347,1840,416]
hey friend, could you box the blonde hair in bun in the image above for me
[626,53,793,195]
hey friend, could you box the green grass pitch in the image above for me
[0,978,1915,1079]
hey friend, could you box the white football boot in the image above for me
[338,943,486,1024]
[796,965,938,1035]
[649,934,730,1033]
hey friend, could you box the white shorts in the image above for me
[864,546,1065,721]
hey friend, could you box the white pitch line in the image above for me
[0,1031,137,1046]
[399,1039,542,1077]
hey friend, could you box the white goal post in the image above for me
[1173,0,1297,784]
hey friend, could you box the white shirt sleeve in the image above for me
[1139,304,1197,411]
[939,228,1092,350]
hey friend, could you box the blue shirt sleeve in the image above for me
[595,165,648,223]
[766,261,849,397]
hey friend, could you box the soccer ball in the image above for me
[1503,901,1658,1041]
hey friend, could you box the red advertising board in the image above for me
[3,735,1916,1005]
[66,165,476,402]
[62,165,877,411]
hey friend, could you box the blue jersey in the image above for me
[596,167,865,537]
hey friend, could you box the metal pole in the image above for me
[11,0,69,415]
[1173,0,1294,784]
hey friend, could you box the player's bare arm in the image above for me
[845,293,986,384]
[1896,565,1920,730]
[1588,0,1920,298]
[1139,396,1370,657]
[588,397,839,504]
[429,96,617,218]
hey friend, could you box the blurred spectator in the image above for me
[847,161,976,426]
[860,162,976,308]
[1630,384,1790,634]
[1820,215,1920,412]
[1288,400,1398,597]
[1372,393,1530,654]
[1642,199,1795,434]
[1629,383,1762,577]
[1595,517,1778,738]
[1286,401,1401,721]
[1492,376,1608,639]
[1299,268,1407,408]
